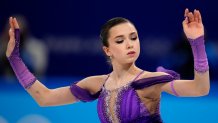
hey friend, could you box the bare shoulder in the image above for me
[76,74,108,94]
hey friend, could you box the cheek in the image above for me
[113,47,123,54]
[135,41,140,49]
[109,46,119,54]
[110,46,125,57]
[135,41,141,54]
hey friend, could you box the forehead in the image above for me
[109,22,137,38]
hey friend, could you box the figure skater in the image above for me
[5,8,209,123]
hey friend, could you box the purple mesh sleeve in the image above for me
[7,29,36,89]
[188,36,209,73]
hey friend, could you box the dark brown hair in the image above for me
[100,17,134,47]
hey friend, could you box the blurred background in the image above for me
[0,0,218,123]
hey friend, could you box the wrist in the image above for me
[188,35,204,46]
[188,35,209,73]
[8,56,37,89]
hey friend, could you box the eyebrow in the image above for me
[114,32,136,39]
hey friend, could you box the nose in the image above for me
[126,40,133,49]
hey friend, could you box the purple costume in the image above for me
[70,71,180,123]
[8,29,208,123]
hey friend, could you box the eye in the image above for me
[131,36,137,40]
[116,40,124,44]
[130,33,138,41]
[131,35,137,41]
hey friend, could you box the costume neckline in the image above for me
[103,70,144,92]
[102,74,173,92]
[103,81,132,92]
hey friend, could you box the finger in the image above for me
[9,17,15,40]
[194,9,198,22]
[184,8,189,18]
[9,17,14,29]
[188,12,194,22]
[182,17,189,28]
[197,10,202,23]
[13,18,20,29]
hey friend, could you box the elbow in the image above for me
[37,89,57,107]
[38,101,48,107]
[199,88,210,96]
[37,99,49,107]
[194,79,210,96]
[38,99,55,107]
[36,91,52,107]
[198,86,210,96]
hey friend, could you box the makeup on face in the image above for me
[114,32,138,44]
[127,51,136,57]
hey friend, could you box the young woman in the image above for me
[6,8,209,123]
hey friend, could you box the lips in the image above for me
[127,51,136,55]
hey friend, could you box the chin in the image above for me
[125,58,137,64]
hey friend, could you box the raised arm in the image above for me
[6,17,105,106]
[161,9,210,97]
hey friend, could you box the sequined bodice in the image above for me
[97,83,162,123]
[70,71,179,123]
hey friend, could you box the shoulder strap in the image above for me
[102,74,110,87]
[132,70,144,82]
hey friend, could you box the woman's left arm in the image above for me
[161,9,210,97]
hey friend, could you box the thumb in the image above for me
[9,28,15,41]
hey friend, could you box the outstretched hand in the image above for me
[6,17,20,57]
[182,9,204,39]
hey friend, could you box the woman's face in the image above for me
[104,22,140,64]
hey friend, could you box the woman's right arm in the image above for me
[27,75,105,107]
[27,80,77,106]
[6,17,105,107]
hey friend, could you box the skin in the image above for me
[6,9,209,107]
[102,22,142,88]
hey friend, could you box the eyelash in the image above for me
[116,40,123,44]
[131,37,137,40]
[115,36,137,44]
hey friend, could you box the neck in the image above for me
[111,61,140,82]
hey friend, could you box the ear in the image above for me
[103,46,111,57]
